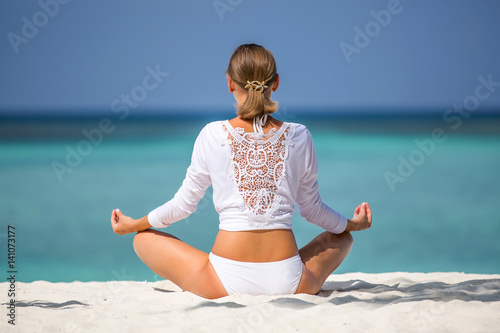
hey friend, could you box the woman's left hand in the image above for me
[111,209,137,235]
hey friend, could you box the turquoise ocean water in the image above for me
[1,112,499,282]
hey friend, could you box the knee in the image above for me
[325,230,353,244]
[342,230,353,244]
[340,231,354,254]
[324,231,353,253]
[133,229,155,255]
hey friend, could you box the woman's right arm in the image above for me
[295,127,348,233]
[296,127,372,233]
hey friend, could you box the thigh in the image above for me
[295,231,353,294]
[133,229,228,299]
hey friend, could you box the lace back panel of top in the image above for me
[223,123,294,226]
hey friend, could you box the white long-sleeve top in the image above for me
[148,120,347,234]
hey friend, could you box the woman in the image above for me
[111,44,372,299]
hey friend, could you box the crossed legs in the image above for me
[133,229,353,298]
[295,231,353,294]
[133,229,228,299]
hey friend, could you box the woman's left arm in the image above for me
[110,209,151,235]
[111,124,212,234]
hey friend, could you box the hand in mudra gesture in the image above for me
[346,202,372,232]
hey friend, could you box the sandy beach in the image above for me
[2,272,500,332]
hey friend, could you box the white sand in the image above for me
[2,272,500,332]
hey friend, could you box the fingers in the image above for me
[365,202,372,222]
[111,209,122,234]
[111,209,121,226]
[358,203,366,215]
[351,202,372,231]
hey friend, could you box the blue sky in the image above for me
[1,0,500,115]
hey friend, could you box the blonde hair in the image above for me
[226,44,279,119]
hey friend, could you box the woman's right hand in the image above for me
[345,202,372,232]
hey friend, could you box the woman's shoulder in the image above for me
[198,120,226,134]
[284,121,307,130]
[198,119,312,139]
[195,120,230,143]
[283,121,312,138]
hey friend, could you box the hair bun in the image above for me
[226,44,279,119]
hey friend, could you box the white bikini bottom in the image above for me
[208,252,303,296]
